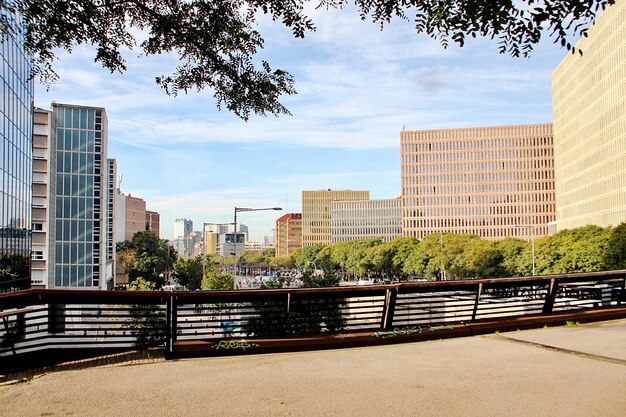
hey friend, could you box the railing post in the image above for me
[471,283,483,321]
[543,278,559,314]
[380,288,398,330]
[48,304,65,334]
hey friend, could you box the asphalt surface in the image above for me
[1,319,624,417]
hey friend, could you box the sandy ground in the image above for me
[1,319,624,417]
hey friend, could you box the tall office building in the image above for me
[173,218,193,256]
[1,10,33,291]
[302,190,370,246]
[31,108,51,288]
[49,103,109,289]
[552,1,626,231]
[146,210,160,237]
[275,213,302,257]
[106,159,117,278]
[331,198,401,243]
[401,124,555,241]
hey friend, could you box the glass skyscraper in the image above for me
[0,10,33,292]
[50,104,108,289]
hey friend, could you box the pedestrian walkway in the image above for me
[1,319,624,417]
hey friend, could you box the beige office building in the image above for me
[552,0,626,231]
[302,190,370,246]
[331,198,402,243]
[401,124,555,241]
[275,213,303,257]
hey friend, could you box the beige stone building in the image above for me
[302,190,370,246]
[331,198,402,243]
[275,213,302,257]
[552,0,626,231]
[401,124,555,241]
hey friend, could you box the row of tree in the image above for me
[286,224,626,280]
[116,223,626,290]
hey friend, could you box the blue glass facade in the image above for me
[0,10,33,292]
[50,104,107,288]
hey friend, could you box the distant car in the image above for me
[506,297,527,302]
[357,279,374,286]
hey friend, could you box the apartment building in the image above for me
[401,124,555,241]
[552,0,626,231]
[276,213,302,257]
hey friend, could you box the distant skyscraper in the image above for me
[1,10,33,291]
[276,213,302,257]
[552,0,626,231]
[302,190,370,246]
[401,124,555,241]
[49,104,109,289]
[173,218,193,256]
[331,198,401,243]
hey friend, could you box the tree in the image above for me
[495,238,528,277]
[172,255,204,290]
[1,0,611,119]
[201,264,234,290]
[117,231,177,288]
[604,222,626,270]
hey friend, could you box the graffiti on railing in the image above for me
[214,340,259,350]
[373,324,454,339]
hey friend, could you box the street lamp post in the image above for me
[233,207,282,288]
[515,225,535,276]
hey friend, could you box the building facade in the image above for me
[302,190,370,246]
[275,213,302,257]
[173,218,193,256]
[552,0,626,231]
[49,103,109,289]
[146,210,160,237]
[30,109,50,288]
[124,194,146,241]
[331,198,401,243]
[1,11,33,291]
[401,124,555,241]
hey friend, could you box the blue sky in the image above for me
[34,5,570,242]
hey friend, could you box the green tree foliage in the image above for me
[494,238,529,277]
[291,244,325,269]
[243,269,345,337]
[1,1,609,119]
[172,255,204,290]
[201,263,234,290]
[126,277,166,347]
[117,231,177,289]
[604,222,626,270]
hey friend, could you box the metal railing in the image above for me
[1,270,625,365]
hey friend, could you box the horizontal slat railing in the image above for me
[1,270,625,363]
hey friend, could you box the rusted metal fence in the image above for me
[1,270,625,365]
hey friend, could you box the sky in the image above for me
[33,4,571,242]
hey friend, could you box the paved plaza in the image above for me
[1,319,625,417]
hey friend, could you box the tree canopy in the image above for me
[1,0,613,119]
[116,230,177,288]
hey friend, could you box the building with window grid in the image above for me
[49,104,109,289]
[552,0,626,231]
[331,198,401,243]
[302,190,370,246]
[401,124,555,241]
[0,10,33,292]
[275,213,302,257]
